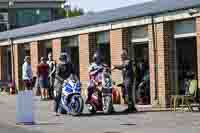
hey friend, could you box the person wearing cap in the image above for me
[37,57,49,100]
[54,53,75,116]
[112,49,137,113]
[22,56,33,90]
[47,53,56,99]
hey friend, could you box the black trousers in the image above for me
[124,79,136,111]
[48,77,55,98]
[54,90,62,113]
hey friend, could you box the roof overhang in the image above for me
[1,7,200,46]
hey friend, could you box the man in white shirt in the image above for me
[22,56,33,90]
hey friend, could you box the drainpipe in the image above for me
[151,15,158,100]
[9,38,16,92]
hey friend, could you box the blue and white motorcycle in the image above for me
[58,75,84,116]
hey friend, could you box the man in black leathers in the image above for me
[54,53,75,116]
[113,49,137,113]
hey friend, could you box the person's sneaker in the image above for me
[123,108,137,113]
[55,112,60,116]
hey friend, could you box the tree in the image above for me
[67,7,84,17]
[58,7,84,18]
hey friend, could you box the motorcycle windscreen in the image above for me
[64,83,73,93]
[64,81,81,94]
[75,82,81,93]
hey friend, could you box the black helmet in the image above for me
[59,53,68,62]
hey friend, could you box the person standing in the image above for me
[22,56,33,90]
[37,57,49,100]
[47,53,56,99]
[54,53,75,116]
[113,49,137,113]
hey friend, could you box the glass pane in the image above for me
[175,19,196,35]
[131,26,148,39]
[131,43,150,105]
[16,9,36,27]
[38,9,51,23]
[96,32,110,44]
[16,9,51,27]
[175,37,197,95]
[97,43,111,66]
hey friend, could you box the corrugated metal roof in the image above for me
[0,0,200,41]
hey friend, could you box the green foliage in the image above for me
[67,8,84,17]
[58,7,84,18]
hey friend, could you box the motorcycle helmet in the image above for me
[59,53,69,63]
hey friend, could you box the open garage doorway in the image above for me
[6,47,12,81]
[62,36,80,77]
[173,37,197,95]
[131,42,150,105]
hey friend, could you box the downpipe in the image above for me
[151,15,158,101]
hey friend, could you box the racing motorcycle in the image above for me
[58,75,84,116]
[86,65,113,114]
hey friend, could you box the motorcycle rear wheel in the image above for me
[103,96,113,114]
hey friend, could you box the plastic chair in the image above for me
[170,80,199,112]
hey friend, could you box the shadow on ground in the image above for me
[33,122,64,126]
[0,123,42,133]
[75,110,146,117]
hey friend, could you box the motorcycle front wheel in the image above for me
[70,95,84,116]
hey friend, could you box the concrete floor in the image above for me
[0,95,200,133]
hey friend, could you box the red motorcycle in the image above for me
[86,65,114,114]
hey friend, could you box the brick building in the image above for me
[0,0,200,107]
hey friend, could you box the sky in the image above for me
[70,0,153,12]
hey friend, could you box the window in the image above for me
[0,23,7,32]
[62,36,80,76]
[96,31,111,66]
[0,12,8,31]
[16,9,52,27]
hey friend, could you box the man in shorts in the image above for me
[37,57,49,100]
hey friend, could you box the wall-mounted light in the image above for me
[36,9,40,15]
[8,0,15,7]
[8,0,15,30]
